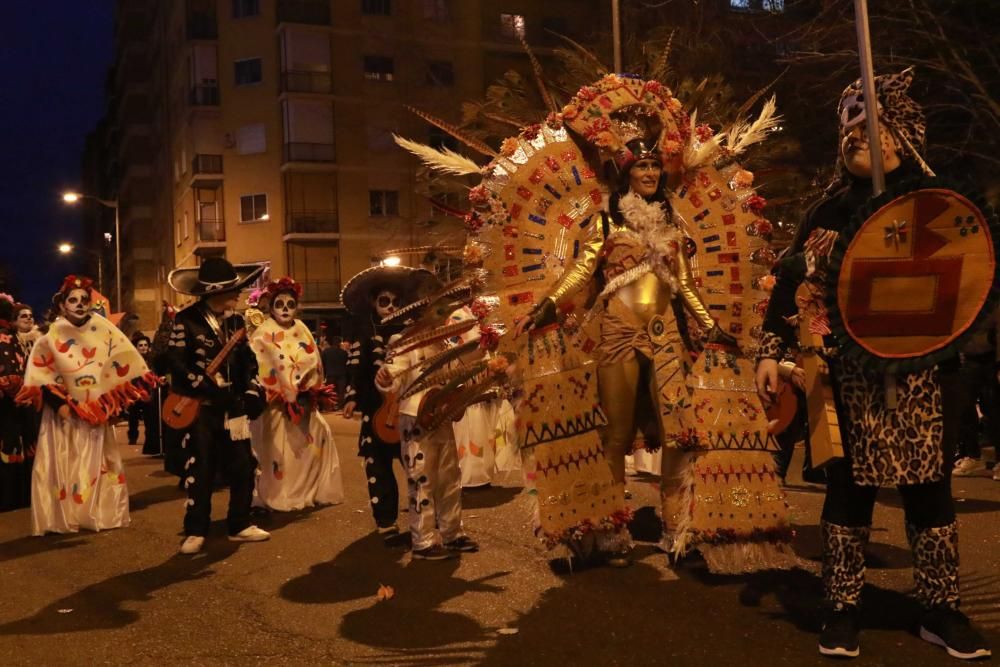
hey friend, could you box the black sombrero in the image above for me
[167,257,266,297]
[340,265,440,316]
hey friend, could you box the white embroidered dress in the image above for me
[249,318,344,510]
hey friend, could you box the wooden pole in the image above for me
[612,0,622,73]
[853,0,885,196]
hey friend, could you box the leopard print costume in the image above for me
[907,521,960,610]
[821,521,870,606]
[834,358,945,486]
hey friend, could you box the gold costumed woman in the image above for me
[519,118,730,560]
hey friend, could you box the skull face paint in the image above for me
[374,289,401,321]
[60,288,92,325]
[16,308,34,334]
[270,293,298,327]
[136,339,150,355]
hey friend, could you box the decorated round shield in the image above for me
[827,182,999,372]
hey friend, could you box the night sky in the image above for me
[0,2,114,310]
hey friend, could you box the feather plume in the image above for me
[648,30,675,82]
[402,340,483,398]
[406,106,499,158]
[733,68,786,120]
[616,192,683,294]
[520,37,558,113]
[550,32,609,77]
[722,95,782,158]
[393,135,481,175]
[682,110,724,170]
[389,320,478,357]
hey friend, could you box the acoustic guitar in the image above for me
[372,391,401,444]
[162,328,247,430]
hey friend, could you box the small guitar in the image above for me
[163,328,248,430]
[372,391,401,444]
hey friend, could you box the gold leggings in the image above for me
[597,354,689,531]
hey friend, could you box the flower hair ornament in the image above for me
[263,277,303,302]
[58,275,94,298]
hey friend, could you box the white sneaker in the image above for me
[179,535,205,555]
[953,457,986,476]
[228,525,270,542]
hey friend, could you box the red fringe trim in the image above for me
[269,384,338,424]
[16,372,162,426]
[537,507,635,550]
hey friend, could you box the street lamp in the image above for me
[56,241,107,296]
[382,255,401,267]
[62,191,120,312]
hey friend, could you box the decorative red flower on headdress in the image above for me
[744,194,767,215]
[264,276,303,301]
[59,275,94,296]
[478,324,500,352]
[470,298,492,321]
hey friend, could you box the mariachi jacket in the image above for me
[166,303,264,420]
[344,321,402,453]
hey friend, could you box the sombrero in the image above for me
[341,265,440,316]
[168,257,266,297]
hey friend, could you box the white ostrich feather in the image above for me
[392,134,481,175]
[617,192,682,293]
[683,110,724,170]
[721,95,781,158]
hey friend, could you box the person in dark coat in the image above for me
[0,296,33,511]
[321,335,348,410]
[166,258,269,555]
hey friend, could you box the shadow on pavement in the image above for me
[459,485,521,509]
[0,533,241,635]
[792,523,912,569]
[0,532,89,565]
[282,532,510,663]
[128,482,186,512]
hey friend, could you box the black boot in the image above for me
[819,602,861,658]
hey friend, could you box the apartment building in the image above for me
[91,0,609,329]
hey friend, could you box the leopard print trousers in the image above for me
[821,520,870,606]
[906,521,960,610]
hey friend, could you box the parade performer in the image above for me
[126,334,161,455]
[756,69,992,660]
[341,265,439,542]
[17,276,155,535]
[14,303,39,360]
[0,295,33,511]
[166,258,270,555]
[376,305,480,559]
[249,277,343,511]
[392,59,794,571]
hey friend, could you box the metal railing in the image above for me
[197,220,225,242]
[299,280,341,302]
[276,0,331,25]
[281,70,333,94]
[192,154,223,174]
[287,210,339,234]
[284,142,335,163]
[189,84,220,106]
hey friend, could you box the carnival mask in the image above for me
[60,288,91,325]
[840,122,901,179]
[271,293,298,327]
[374,289,401,320]
[16,309,34,334]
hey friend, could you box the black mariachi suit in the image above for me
[760,168,961,610]
[167,304,264,537]
[345,322,403,529]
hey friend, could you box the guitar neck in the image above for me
[205,328,247,376]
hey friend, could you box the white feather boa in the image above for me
[611,191,682,295]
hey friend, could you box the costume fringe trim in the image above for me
[697,540,801,574]
[16,371,161,426]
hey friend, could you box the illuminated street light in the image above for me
[382,256,401,267]
[61,191,120,311]
[58,242,73,254]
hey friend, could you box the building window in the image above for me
[429,126,460,151]
[363,55,394,82]
[234,58,263,86]
[362,0,391,16]
[500,13,526,40]
[232,0,259,18]
[369,190,399,217]
[730,0,784,11]
[423,0,449,21]
[426,60,455,87]
[240,193,269,222]
[236,123,266,155]
[183,211,190,239]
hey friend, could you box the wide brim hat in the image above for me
[168,257,266,297]
[341,265,440,316]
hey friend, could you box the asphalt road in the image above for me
[0,416,997,666]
